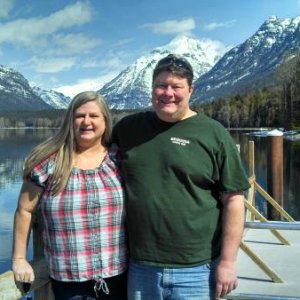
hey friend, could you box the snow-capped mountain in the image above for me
[33,87,71,109]
[0,65,51,111]
[192,16,300,103]
[100,35,225,109]
[3,15,300,111]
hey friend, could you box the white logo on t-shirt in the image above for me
[170,137,190,146]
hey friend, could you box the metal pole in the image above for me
[244,221,300,230]
[267,130,284,220]
[227,293,300,300]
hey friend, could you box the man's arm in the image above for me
[215,191,245,299]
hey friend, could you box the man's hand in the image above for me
[215,259,238,299]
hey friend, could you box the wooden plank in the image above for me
[247,140,256,221]
[248,140,255,178]
[255,181,295,222]
[244,199,290,245]
[240,241,283,283]
[246,182,255,221]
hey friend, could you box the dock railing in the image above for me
[240,140,296,284]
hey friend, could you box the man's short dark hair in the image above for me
[152,54,194,87]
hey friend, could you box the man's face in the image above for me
[152,71,193,122]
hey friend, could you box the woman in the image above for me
[12,91,128,299]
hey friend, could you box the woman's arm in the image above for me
[12,179,43,283]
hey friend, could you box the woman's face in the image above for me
[73,101,106,149]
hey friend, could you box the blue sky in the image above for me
[0,0,299,98]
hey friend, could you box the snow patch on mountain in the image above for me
[0,65,51,111]
[192,15,300,102]
[33,87,71,109]
[100,35,227,109]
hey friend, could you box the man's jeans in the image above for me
[128,259,217,300]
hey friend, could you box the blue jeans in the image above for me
[127,259,217,300]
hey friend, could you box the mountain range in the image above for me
[0,15,300,111]
[0,65,71,111]
[100,35,225,109]
[0,65,51,111]
[32,87,71,109]
[101,15,300,108]
[192,15,300,102]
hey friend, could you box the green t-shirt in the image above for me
[113,111,250,267]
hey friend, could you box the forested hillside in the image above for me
[192,54,300,129]
[0,109,138,128]
[1,54,299,130]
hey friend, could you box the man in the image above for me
[113,54,250,299]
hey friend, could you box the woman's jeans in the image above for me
[51,272,127,300]
[127,259,217,300]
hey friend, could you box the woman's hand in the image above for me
[12,258,35,283]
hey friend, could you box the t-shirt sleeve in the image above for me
[28,157,55,188]
[108,144,122,167]
[112,119,123,145]
[218,130,250,193]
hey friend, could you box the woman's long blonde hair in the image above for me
[23,91,112,195]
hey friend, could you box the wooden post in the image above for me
[32,209,54,300]
[248,141,256,221]
[248,141,255,178]
[267,130,284,220]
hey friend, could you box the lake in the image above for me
[0,128,299,275]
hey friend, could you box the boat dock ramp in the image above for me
[228,222,300,300]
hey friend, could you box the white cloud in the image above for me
[29,56,77,73]
[0,0,14,18]
[142,18,195,35]
[114,38,133,47]
[0,1,93,46]
[82,56,126,69]
[54,73,119,98]
[48,33,101,55]
[200,38,233,59]
[203,20,236,31]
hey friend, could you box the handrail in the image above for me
[245,140,295,223]
[227,293,300,300]
[244,221,300,230]
[239,140,297,284]
[243,199,290,245]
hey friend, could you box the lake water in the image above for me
[0,128,299,275]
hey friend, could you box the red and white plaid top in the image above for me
[30,148,128,281]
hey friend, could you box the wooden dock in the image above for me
[1,139,299,299]
[2,228,299,300]
[227,228,300,299]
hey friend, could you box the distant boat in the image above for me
[245,129,300,141]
